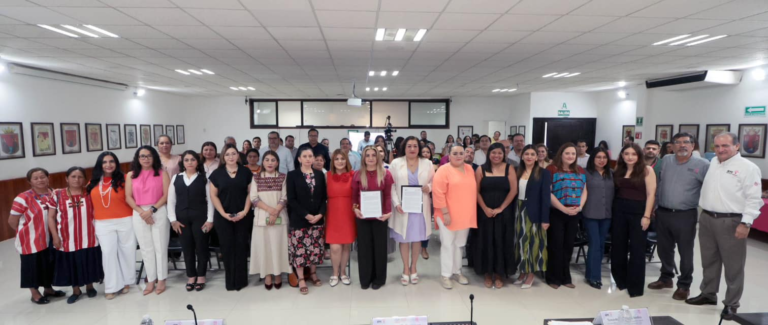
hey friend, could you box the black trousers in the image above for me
[214,212,253,291]
[356,218,388,287]
[545,208,579,286]
[178,211,211,278]
[611,198,648,297]
[655,208,697,289]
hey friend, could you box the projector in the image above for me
[347,97,362,107]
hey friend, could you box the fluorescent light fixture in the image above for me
[374,87,379,91]
[380,70,387,76]
[247,87,255,90]
[37,24,79,38]
[618,81,627,87]
[414,29,427,41]
[383,87,388,91]
[564,73,581,77]
[670,35,709,46]
[175,69,190,75]
[500,89,508,92]
[61,25,99,38]
[553,73,570,78]
[492,89,501,92]
[366,87,370,91]
[375,28,385,41]
[542,72,558,78]
[230,87,238,90]
[83,25,119,38]
[752,68,766,81]
[617,90,627,99]
[135,88,146,97]
[392,71,399,76]
[200,69,214,75]
[188,69,203,75]
[394,29,406,41]
[369,71,375,76]
[686,35,728,46]
[238,87,247,90]
[652,34,691,46]
[507,88,517,92]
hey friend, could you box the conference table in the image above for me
[542,316,683,325]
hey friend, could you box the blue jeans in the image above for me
[584,218,611,282]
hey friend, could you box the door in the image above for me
[532,118,596,155]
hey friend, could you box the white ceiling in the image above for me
[0,0,767,97]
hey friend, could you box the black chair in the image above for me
[573,220,589,264]
[646,231,658,262]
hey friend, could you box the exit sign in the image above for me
[745,106,766,117]
[558,110,570,117]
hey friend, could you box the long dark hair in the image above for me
[200,141,217,164]
[587,147,612,179]
[420,145,433,161]
[87,151,125,193]
[218,143,241,168]
[394,137,405,158]
[445,134,454,144]
[178,150,205,175]
[402,136,423,159]
[614,143,646,185]
[463,136,472,148]
[483,142,506,173]
[130,145,161,178]
[516,144,541,181]
[598,140,609,151]
[553,142,581,174]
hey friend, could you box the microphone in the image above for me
[469,294,475,325]
[187,304,198,325]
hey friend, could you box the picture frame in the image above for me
[509,126,518,135]
[140,124,152,146]
[622,125,636,144]
[165,125,175,144]
[31,122,56,157]
[457,125,473,140]
[738,124,767,158]
[153,124,163,145]
[0,122,25,160]
[518,125,526,137]
[678,124,700,143]
[106,124,121,150]
[125,124,138,149]
[60,123,81,154]
[655,124,673,143]
[705,124,730,153]
[176,125,185,144]
[85,123,103,152]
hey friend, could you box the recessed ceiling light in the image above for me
[374,87,379,91]
[200,69,214,74]
[508,88,517,92]
[414,29,427,41]
[543,72,558,78]
[188,69,203,75]
[238,87,247,90]
[366,87,370,91]
[247,87,255,90]
[564,73,581,77]
[37,24,79,38]
[61,25,99,38]
[670,35,709,46]
[392,71,399,76]
[369,71,375,76]
[175,69,190,75]
[617,90,627,99]
[394,29,406,41]
[375,28,385,41]
[652,34,691,46]
[382,87,387,91]
[230,87,238,90]
[500,89,508,92]
[553,73,570,78]
[135,88,146,97]
[686,35,728,46]
[83,25,119,38]
[380,70,387,76]
[492,89,501,92]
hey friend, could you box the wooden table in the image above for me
[543,316,683,325]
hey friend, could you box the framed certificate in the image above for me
[360,191,382,218]
[401,185,423,213]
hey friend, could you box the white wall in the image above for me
[0,73,190,180]
[530,92,598,118]
[595,89,637,160]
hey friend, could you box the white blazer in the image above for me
[389,157,434,239]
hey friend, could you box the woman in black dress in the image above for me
[209,144,253,291]
[471,142,518,289]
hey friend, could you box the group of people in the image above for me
[9,128,762,321]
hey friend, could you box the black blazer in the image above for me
[286,168,327,229]
[521,168,552,224]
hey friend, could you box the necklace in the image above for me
[67,188,83,208]
[99,178,112,208]
[226,166,238,175]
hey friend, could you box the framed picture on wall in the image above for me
[125,124,138,149]
[738,124,767,158]
[509,126,517,135]
[106,124,121,150]
[176,125,185,144]
[678,124,700,143]
[518,126,526,137]
[165,125,175,144]
[153,124,163,145]
[31,122,56,157]
[0,122,25,160]
[457,125,473,140]
[655,125,673,143]
[140,124,152,146]
[85,123,103,152]
[60,123,81,154]
[622,125,636,144]
[705,124,730,153]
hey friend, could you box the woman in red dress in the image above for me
[325,149,356,287]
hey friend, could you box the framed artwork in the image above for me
[678,124,700,143]
[85,123,103,152]
[153,124,163,145]
[140,124,151,146]
[60,123,81,154]
[30,122,56,157]
[125,124,138,149]
[0,122,25,160]
[518,126,526,137]
[705,124,730,153]
[165,125,175,144]
[176,125,185,144]
[738,124,767,158]
[457,125,473,140]
[622,125,636,144]
[106,124,121,150]
[655,125,673,143]
[509,126,517,135]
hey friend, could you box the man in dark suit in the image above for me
[293,128,331,171]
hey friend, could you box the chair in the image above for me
[168,234,184,270]
[573,220,589,264]
[646,231,658,262]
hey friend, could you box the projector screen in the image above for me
[348,131,385,152]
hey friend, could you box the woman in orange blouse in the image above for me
[432,145,477,290]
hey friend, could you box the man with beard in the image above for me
[644,140,661,168]
[464,146,479,171]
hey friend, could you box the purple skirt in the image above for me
[391,212,428,243]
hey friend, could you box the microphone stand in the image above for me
[187,304,198,325]
[469,294,475,325]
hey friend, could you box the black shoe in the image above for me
[371,284,382,290]
[361,283,370,290]
[586,280,602,290]
[67,294,81,304]
[597,281,603,286]
[195,283,206,292]
[30,297,50,305]
[721,306,738,321]
[86,288,97,298]
[186,282,196,292]
[686,294,717,306]
[44,290,66,298]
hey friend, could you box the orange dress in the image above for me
[432,163,478,231]
[325,171,356,244]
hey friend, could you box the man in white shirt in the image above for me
[507,133,525,165]
[285,135,297,159]
[340,137,360,170]
[357,131,375,153]
[686,132,763,320]
[576,140,590,168]
[474,135,491,165]
[259,131,294,174]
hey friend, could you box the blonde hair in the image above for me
[359,146,385,189]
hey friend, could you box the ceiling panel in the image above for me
[569,0,662,16]
[643,19,729,34]
[169,0,245,9]
[310,0,378,11]
[565,33,632,45]
[0,7,80,24]
[690,0,768,20]
[488,14,561,31]
[153,26,221,39]
[540,16,618,32]
[322,27,374,41]
[50,7,143,25]
[185,9,260,27]
[629,0,732,18]
[376,12,439,29]
[472,30,529,43]
[380,0,449,12]
[268,27,323,40]
[120,8,202,26]
[444,0,520,14]
[315,10,376,28]
[508,0,591,15]
[517,31,582,44]
[421,29,479,42]
[250,10,317,27]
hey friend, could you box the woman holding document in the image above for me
[352,146,394,290]
[432,145,478,290]
[390,136,434,286]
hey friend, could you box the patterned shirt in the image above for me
[47,189,98,252]
[10,190,51,255]
[547,165,586,207]
[303,172,316,194]
[252,172,288,207]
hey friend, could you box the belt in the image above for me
[657,206,697,213]
[703,210,742,218]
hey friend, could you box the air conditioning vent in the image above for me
[646,70,742,90]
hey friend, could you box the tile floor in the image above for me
[0,232,767,325]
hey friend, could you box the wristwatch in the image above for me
[150,206,158,213]
[741,222,752,228]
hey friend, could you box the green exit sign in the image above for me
[558,110,570,117]
[745,106,766,117]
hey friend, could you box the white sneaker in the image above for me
[329,276,339,287]
[452,273,469,285]
[441,276,453,289]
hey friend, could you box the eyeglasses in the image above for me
[139,155,152,160]
[674,140,693,145]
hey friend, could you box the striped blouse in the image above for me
[546,165,586,207]
[47,189,98,252]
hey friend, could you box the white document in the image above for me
[361,191,382,219]
[593,307,652,325]
[401,186,423,213]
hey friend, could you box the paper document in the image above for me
[361,191,382,218]
[401,186,423,213]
